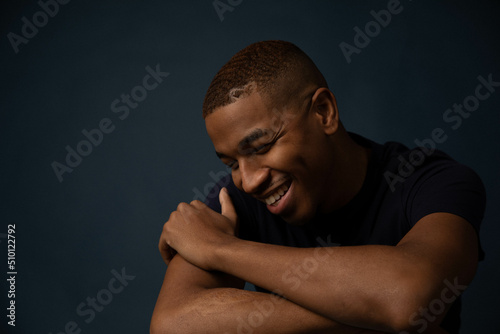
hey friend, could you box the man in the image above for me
[150,41,485,333]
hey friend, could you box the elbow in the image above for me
[150,307,180,334]
[383,277,448,333]
[385,295,420,333]
[150,313,168,334]
[385,294,453,334]
[383,300,427,333]
[387,312,441,334]
[151,302,201,334]
[149,319,162,334]
[385,310,418,334]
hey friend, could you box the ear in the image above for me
[311,88,339,135]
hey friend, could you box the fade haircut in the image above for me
[202,40,328,118]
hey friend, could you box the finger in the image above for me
[219,187,238,224]
[176,202,191,212]
[166,248,177,265]
[159,235,178,265]
[178,201,204,218]
[159,237,170,264]
[190,199,207,209]
[159,217,180,265]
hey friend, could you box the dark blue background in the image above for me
[1,1,499,333]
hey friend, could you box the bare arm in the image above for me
[209,212,476,333]
[164,186,477,333]
[150,255,385,334]
[151,186,388,333]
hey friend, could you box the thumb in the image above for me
[219,187,238,224]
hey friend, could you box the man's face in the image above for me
[205,91,336,225]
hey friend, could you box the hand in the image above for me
[158,187,238,270]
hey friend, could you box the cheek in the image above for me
[267,147,304,172]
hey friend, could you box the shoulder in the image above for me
[376,139,486,231]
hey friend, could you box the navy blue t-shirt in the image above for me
[205,133,486,333]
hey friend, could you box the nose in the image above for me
[237,157,270,194]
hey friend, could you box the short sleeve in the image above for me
[403,157,486,260]
[406,161,486,232]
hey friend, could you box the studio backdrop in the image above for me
[1,1,499,333]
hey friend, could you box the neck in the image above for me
[321,129,371,212]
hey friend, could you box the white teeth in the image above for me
[265,183,290,206]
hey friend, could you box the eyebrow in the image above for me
[215,128,271,159]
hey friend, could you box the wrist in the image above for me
[212,235,241,272]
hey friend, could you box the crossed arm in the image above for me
[150,189,478,333]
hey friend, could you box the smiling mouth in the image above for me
[264,181,291,206]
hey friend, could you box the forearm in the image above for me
[209,213,477,332]
[159,287,387,334]
[151,254,243,332]
[150,255,384,334]
[214,240,434,332]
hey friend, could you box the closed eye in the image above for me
[254,142,272,153]
[226,160,239,170]
[240,142,273,155]
[223,141,275,171]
